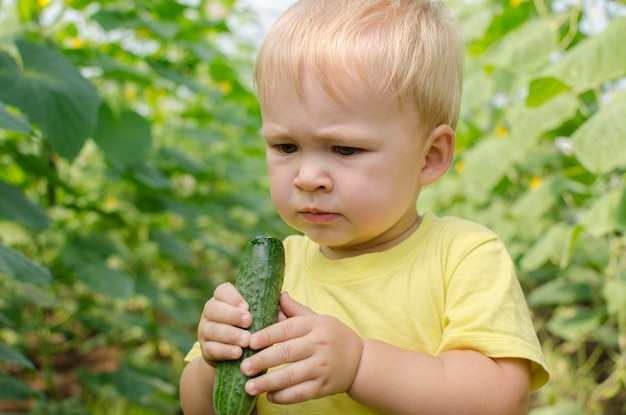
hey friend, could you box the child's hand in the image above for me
[240,292,364,404]
[198,282,252,367]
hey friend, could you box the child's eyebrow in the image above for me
[261,129,378,146]
[314,134,377,146]
[259,130,288,141]
[258,125,285,137]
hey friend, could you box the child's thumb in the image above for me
[279,291,316,318]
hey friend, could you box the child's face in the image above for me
[261,76,430,259]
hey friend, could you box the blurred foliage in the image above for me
[0,0,288,413]
[0,0,625,414]
[420,0,626,413]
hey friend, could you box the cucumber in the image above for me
[213,236,285,415]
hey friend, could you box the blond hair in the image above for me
[254,0,464,131]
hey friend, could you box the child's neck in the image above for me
[320,214,424,260]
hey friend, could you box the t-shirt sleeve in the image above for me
[184,341,202,364]
[436,228,549,390]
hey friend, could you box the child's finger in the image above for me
[279,292,316,317]
[213,282,249,309]
[199,339,245,367]
[198,320,251,348]
[202,296,252,328]
[242,332,312,377]
[245,361,316,400]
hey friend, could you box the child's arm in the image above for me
[348,341,530,415]
[243,293,530,415]
[179,356,216,415]
[179,283,253,415]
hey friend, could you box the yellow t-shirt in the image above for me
[185,212,549,414]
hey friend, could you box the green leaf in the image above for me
[0,242,52,284]
[148,60,213,94]
[92,105,152,168]
[75,233,123,258]
[94,55,153,86]
[135,271,196,323]
[0,342,34,369]
[0,180,50,231]
[571,96,626,174]
[618,187,626,231]
[547,307,605,342]
[528,278,592,307]
[110,364,175,405]
[1,271,58,307]
[0,102,31,134]
[61,233,124,273]
[508,92,579,143]
[541,16,626,91]
[580,189,622,237]
[160,147,205,174]
[509,177,559,222]
[17,281,59,307]
[92,9,140,31]
[17,0,41,23]
[520,222,572,271]
[461,64,495,113]
[0,373,35,400]
[0,310,12,327]
[526,77,571,107]
[145,21,180,40]
[470,1,532,53]
[76,263,134,299]
[603,276,626,316]
[132,162,170,190]
[150,229,192,264]
[0,39,102,160]
[10,151,70,191]
[459,136,521,203]
[529,402,585,415]
[484,17,557,73]
[451,3,492,43]
[560,225,584,269]
[160,325,196,356]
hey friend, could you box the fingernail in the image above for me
[238,302,249,310]
[245,380,257,395]
[241,313,252,327]
[241,360,252,375]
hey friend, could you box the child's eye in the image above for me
[276,144,298,154]
[333,146,359,156]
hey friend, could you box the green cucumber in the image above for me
[213,236,285,415]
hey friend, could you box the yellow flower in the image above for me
[71,37,84,49]
[38,0,51,7]
[496,125,508,138]
[137,27,151,38]
[218,81,233,94]
[530,177,542,190]
[511,0,524,7]
[104,196,118,210]
[455,160,466,173]
[124,88,137,100]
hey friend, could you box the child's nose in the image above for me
[293,157,333,192]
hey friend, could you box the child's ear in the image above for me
[419,124,455,185]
